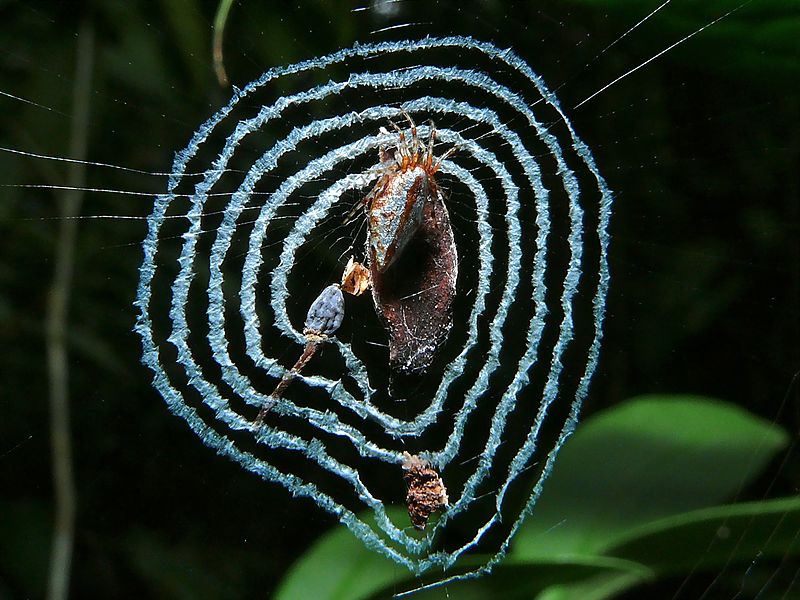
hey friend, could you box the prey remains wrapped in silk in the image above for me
[363,120,458,375]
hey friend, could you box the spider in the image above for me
[362,112,459,376]
[362,113,456,273]
[255,112,458,423]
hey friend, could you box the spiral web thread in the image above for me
[135,36,613,583]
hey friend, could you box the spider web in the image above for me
[1,1,798,598]
[134,36,612,582]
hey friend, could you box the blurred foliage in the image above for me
[569,0,800,81]
[0,0,798,598]
[276,395,793,599]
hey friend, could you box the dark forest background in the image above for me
[1,1,798,598]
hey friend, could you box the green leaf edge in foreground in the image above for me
[276,395,790,599]
[513,394,789,558]
[539,495,800,600]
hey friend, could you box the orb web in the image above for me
[134,36,613,582]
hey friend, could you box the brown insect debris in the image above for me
[402,452,448,530]
[254,284,344,425]
[340,257,371,296]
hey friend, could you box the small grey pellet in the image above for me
[304,284,344,335]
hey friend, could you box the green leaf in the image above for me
[545,497,800,600]
[273,515,403,600]
[368,556,652,600]
[276,396,788,599]
[517,497,800,600]
[513,395,788,558]
[275,511,649,600]
[605,495,800,573]
[278,527,650,600]
[535,568,648,600]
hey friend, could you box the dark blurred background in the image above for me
[1,1,798,598]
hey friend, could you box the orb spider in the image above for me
[255,112,458,423]
[363,112,459,375]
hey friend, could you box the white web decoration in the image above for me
[134,36,613,586]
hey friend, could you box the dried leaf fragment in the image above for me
[402,452,448,530]
[370,188,457,374]
[341,257,371,296]
[255,284,343,424]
